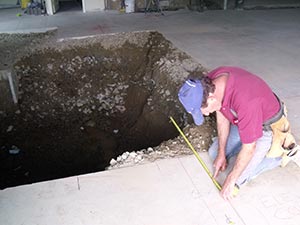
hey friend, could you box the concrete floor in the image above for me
[1,7,300,225]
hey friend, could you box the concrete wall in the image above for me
[45,0,59,15]
[0,0,18,4]
[206,0,300,9]
[106,0,188,10]
[106,0,300,11]
[83,0,105,11]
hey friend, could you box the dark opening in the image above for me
[0,32,198,189]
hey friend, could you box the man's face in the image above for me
[201,96,220,116]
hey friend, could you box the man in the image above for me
[178,66,299,200]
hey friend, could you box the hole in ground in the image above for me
[0,31,208,189]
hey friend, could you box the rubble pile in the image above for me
[107,122,217,170]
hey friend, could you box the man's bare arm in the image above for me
[221,142,256,200]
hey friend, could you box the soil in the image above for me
[0,31,216,189]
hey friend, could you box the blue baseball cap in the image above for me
[178,79,204,125]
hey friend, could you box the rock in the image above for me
[110,158,117,166]
[9,145,20,154]
[117,156,122,162]
[85,120,96,127]
[147,147,153,152]
[6,125,13,132]
[122,152,129,160]
[129,152,137,158]
[76,102,84,107]
[130,153,142,163]
[47,64,53,70]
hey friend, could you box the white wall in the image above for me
[83,0,105,12]
[45,0,59,15]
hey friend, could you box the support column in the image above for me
[0,69,18,112]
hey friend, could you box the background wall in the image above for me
[84,0,105,11]
[0,0,18,4]
[106,0,189,10]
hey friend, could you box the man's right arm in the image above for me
[213,111,230,178]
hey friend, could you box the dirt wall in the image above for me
[0,31,216,189]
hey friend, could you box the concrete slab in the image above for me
[0,156,216,225]
[1,154,300,225]
[0,27,57,34]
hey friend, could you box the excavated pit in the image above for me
[0,31,216,189]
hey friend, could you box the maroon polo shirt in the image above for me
[207,66,280,144]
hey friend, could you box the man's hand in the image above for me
[213,153,227,178]
[220,174,236,201]
[220,142,256,201]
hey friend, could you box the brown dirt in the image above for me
[0,31,216,189]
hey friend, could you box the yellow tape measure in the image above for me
[169,116,239,197]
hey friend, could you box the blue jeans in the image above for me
[208,125,282,186]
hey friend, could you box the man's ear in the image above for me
[207,92,216,103]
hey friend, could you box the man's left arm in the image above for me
[220,142,256,200]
